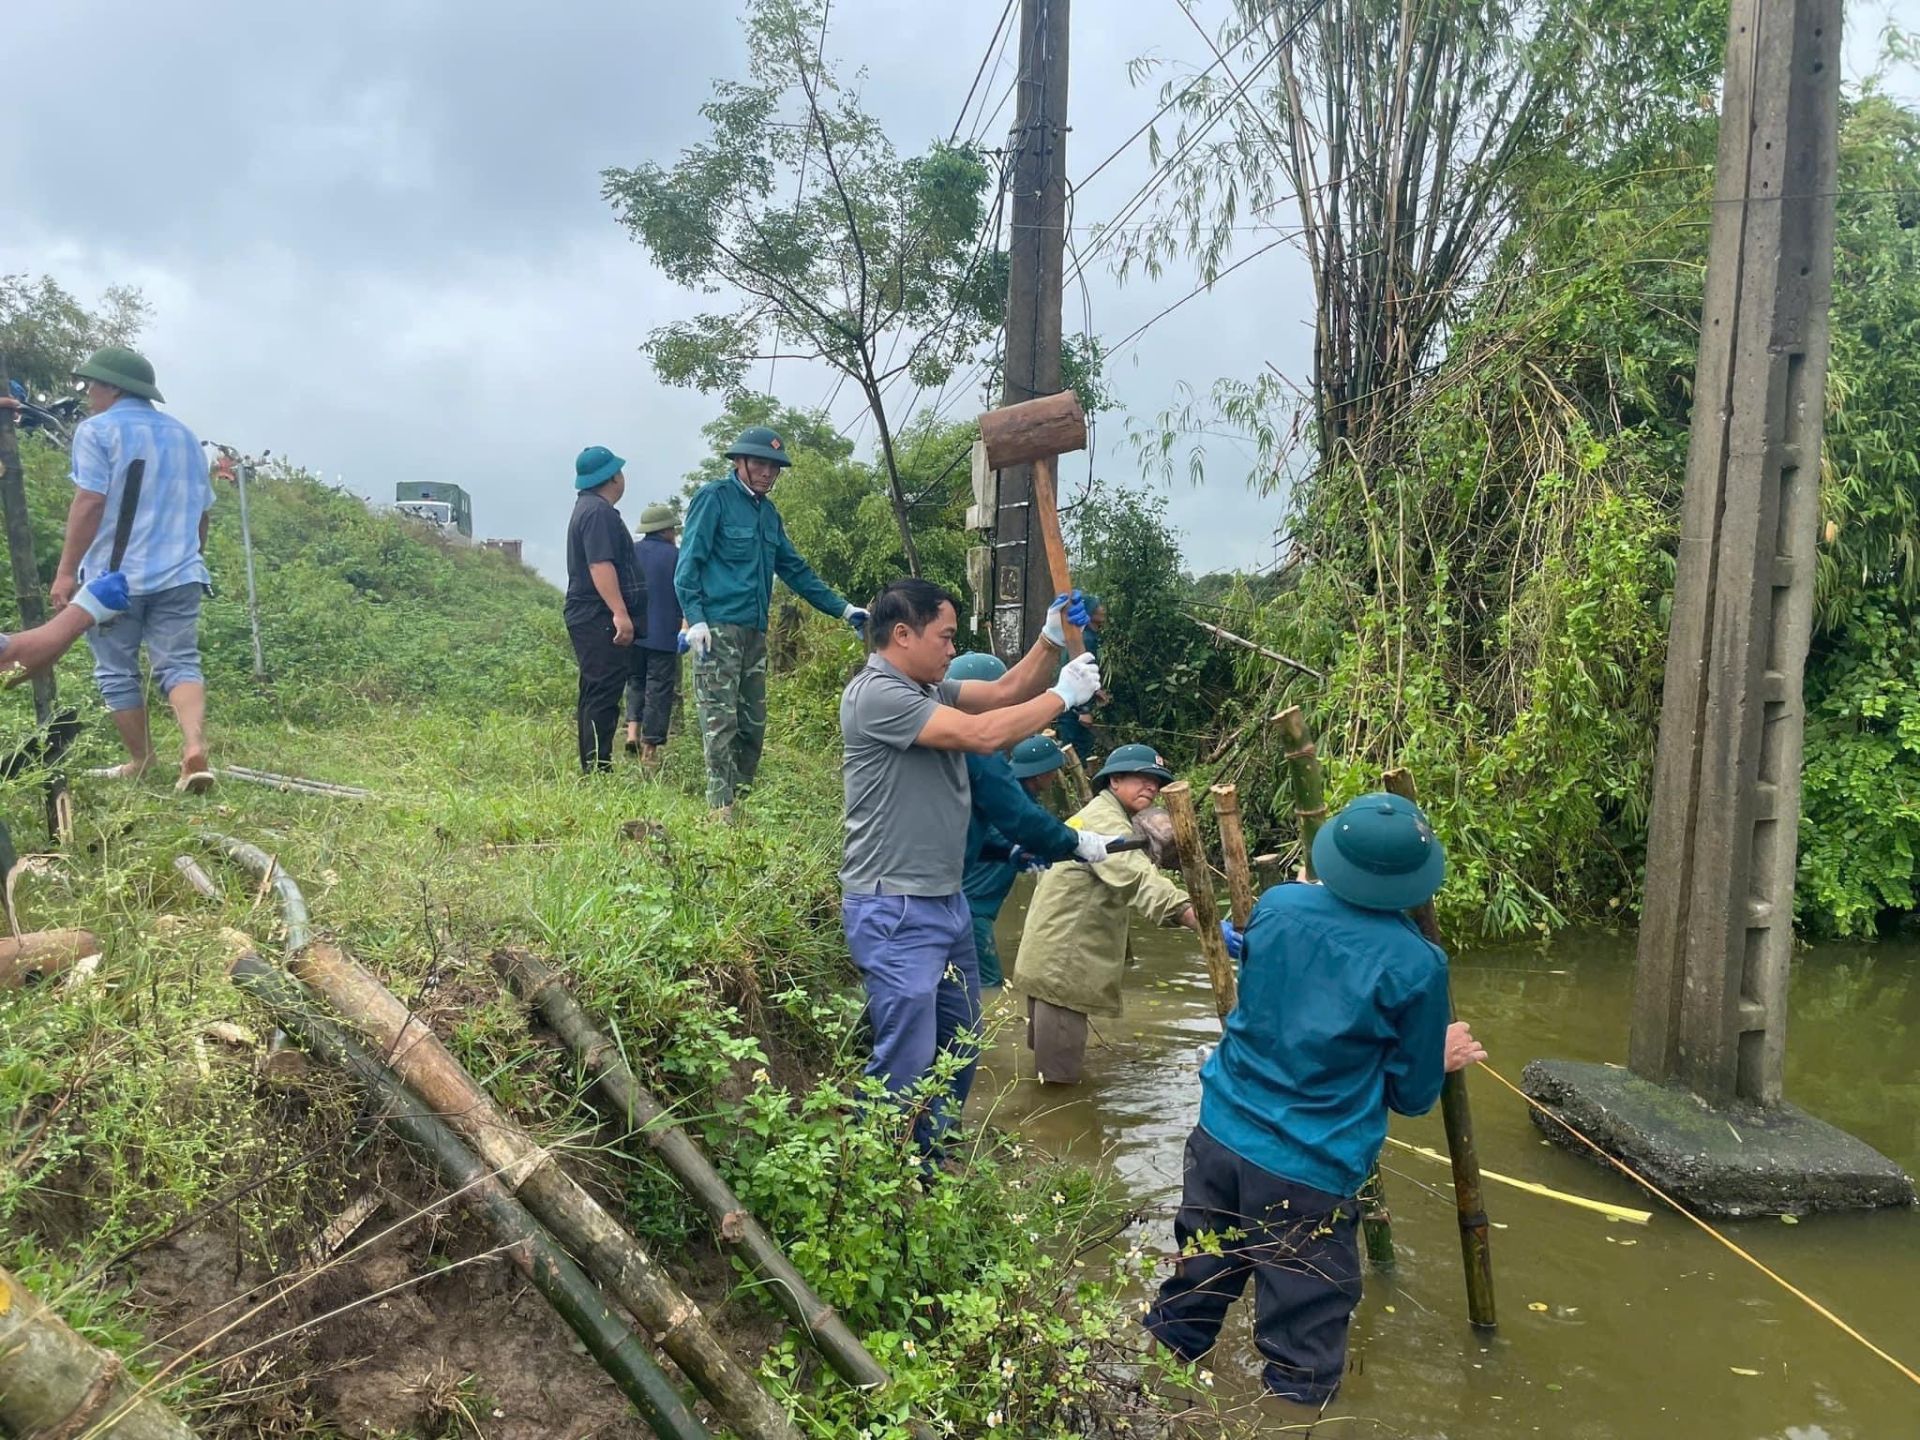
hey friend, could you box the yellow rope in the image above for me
[1478,1061,1920,1388]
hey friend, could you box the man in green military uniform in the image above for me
[674,426,869,816]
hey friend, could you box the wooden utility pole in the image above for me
[991,0,1069,660]
[0,353,70,841]
[1629,0,1841,1107]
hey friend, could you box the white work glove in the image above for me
[684,621,713,659]
[842,603,870,633]
[1074,831,1123,864]
[1049,652,1102,710]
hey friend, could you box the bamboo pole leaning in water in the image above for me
[1275,707,1396,1267]
[226,952,712,1440]
[492,948,920,1415]
[1383,767,1497,1330]
[287,943,804,1440]
[0,1262,199,1440]
[1209,783,1256,932]
[1161,782,1236,1018]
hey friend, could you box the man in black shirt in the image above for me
[564,446,646,772]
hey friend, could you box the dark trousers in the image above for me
[624,647,680,745]
[1142,1126,1362,1405]
[568,617,628,772]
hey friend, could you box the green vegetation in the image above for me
[0,441,1202,1437]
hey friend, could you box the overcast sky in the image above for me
[4,2,1911,586]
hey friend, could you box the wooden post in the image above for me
[0,351,70,842]
[1383,766,1496,1329]
[1161,781,1236,1018]
[992,0,1072,658]
[1357,1172,1397,1269]
[1057,738,1094,806]
[1273,707,1329,878]
[1629,0,1842,1108]
[1209,782,1255,930]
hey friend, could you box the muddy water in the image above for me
[969,895,1920,1438]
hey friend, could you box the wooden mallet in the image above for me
[978,391,1089,654]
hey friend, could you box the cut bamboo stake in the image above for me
[1357,1172,1397,1268]
[1057,740,1095,806]
[1382,1137,1652,1225]
[1160,782,1236,1018]
[1209,783,1255,930]
[0,928,101,990]
[1273,707,1329,877]
[0,1262,199,1440]
[288,943,802,1440]
[226,953,712,1440]
[173,855,221,900]
[1383,766,1497,1330]
[494,949,924,1430]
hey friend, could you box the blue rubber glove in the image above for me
[1042,590,1092,648]
[1220,919,1244,961]
[842,603,870,633]
[74,571,130,624]
[1007,845,1051,874]
[675,630,690,655]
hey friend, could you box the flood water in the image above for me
[969,894,1920,1438]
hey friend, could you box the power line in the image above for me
[950,0,1020,145]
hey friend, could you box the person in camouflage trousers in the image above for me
[674,425,870,817]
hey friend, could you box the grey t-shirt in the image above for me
[840,653,970,896]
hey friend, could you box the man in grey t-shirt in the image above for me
[840,578,1119,1152]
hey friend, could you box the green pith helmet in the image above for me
[73,346,162,402]
[946,651,1006,683]
[1311,792,1447,912]
[574,445,626,491]
[636,502,677,534]
[1093,742,1175,790]
[1010,734,1066,780]
[724,425,792,468]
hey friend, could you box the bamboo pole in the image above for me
[1383,766,1497,1330]
[226,952,712,1440]
[1185,613,1323,680]
[287,943,802,1440]
[494,949,923,1424]
[1208,783,1255,930]
[1160,782,1236,1018]
[0,928,101,990]
[1381,1137,1653,1225]
[0,1263,199,1440]
[1057,739,1094,806]
[1272,707,1329,877]
[205,835,310,954]
[220,765,372,799]
[1356,1172,1397,1268]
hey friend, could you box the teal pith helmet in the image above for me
[575,446,626,491]
[636,502,677,534]
[1093,742,1175,790]
[1011,734,1066,780]
[946,651,1006,683]
[1311,792,1447,912]
[73,345,162,402]
[724,425,792,469]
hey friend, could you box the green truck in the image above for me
[393,482,473,540]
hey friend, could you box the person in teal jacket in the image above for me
[947,654,1092,988]
[674,426,870,815]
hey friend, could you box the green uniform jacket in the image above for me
[1011,789,1191,1017]
[674,475,849,630]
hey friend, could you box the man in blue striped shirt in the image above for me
[51,347,217,794]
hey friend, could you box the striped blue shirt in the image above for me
[70,398,213,596]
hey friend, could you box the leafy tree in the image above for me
[604,0,1004,575]
[0,273,149,398]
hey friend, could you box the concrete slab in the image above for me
[1520,1059,1916,1219]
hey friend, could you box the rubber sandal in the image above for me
[176,763,216,795]
[84,762,150,781]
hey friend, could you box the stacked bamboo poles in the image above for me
[0,1263,199,1440]
[493,948,924,1428]
[220,765,373,800]
[206,836,799,1440]
[227,953,712,1440]
[1160,782,1236,1018]
[1383,768,1497,1330]
[1276,708,1397,1268]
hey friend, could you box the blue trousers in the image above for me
[842,891,981,1150]
[1143,1125,1362,1404]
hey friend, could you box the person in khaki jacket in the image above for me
[1012,743,1226,1083]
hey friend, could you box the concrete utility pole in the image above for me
[1526,0,1914,1216]
[991,0,1069,661]
[1627,0,1838,1109]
